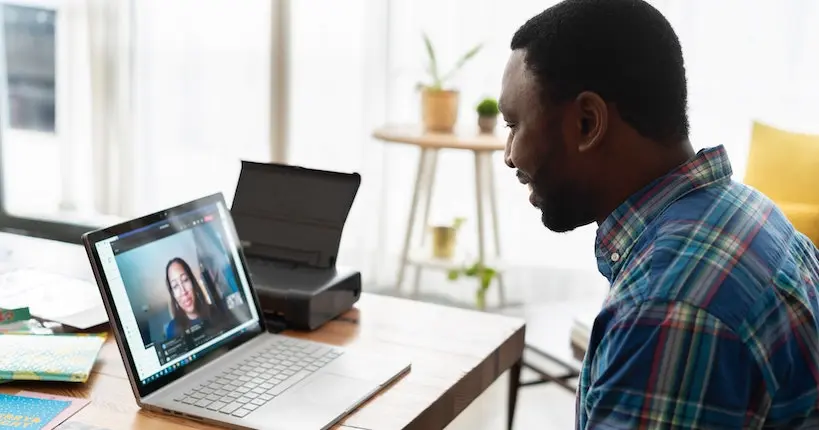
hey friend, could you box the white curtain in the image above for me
[127,0,273,216]
[86,0,133,216]
[2,0,276,225]
[0,0,101,221]
[287,0,819,302]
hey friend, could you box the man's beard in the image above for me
[530,171,590,233]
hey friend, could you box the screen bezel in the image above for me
[82,192,267,399]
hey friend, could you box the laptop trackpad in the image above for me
[296,373,375,407]
[248,374,377,429]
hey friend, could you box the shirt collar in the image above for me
[595,145,734,281]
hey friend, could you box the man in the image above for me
[500,0,819,428]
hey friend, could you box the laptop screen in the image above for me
[93,199,260,385]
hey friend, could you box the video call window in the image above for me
[113,210,253,365]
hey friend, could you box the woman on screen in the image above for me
[164,257,214,339]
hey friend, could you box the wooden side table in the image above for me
[372,125,508,308]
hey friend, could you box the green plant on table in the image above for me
[417,33,483,91]
[476,98,499,117]
[447,261,497,311]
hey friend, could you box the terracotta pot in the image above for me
[478,115,497,134]
[431,225,457,259]
[421,88,459,133]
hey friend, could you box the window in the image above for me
[0,0,97,242]
[4,4,55,133]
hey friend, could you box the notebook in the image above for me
[15,392,90,430]
[0,393,71,430]
[0,307,30,325]
[0,333,106,382]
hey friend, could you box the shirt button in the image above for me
[611,252,620,262]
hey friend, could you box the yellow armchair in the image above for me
[744,121,819,246]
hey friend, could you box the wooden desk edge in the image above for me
[403,323,526,430]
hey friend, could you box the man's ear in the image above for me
[575,91,608,152]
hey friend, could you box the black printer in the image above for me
[230,161,362,332]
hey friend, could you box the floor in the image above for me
[512,379,577,430]
[443,367,577,430]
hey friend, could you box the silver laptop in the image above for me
[82,193,410,430]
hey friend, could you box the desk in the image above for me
[0,292,525,429]
[372,125,509,308]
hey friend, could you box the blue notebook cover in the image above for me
[0,393,71,429]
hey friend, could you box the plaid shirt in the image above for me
[577,145,819,429]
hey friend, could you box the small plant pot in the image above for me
[431,225,457,259]
[478,114,497,134]
[422,88,459,133]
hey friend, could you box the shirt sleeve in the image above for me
[583,300,769,429]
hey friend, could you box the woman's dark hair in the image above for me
[165,257,212,336]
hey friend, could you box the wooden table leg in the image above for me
[412,148,439,297]
[397,148,433,292]
[508,357,523,430]
[473,150,488,285]
[483,151,506,307]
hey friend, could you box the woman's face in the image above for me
[168,262,196,316]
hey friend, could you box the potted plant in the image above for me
[447,261,497,311]
[430,217,465,259]
[418,33,482,133]
[476,97,499,134]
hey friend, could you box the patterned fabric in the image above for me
[577,145,819,429]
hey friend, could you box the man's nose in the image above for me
[504,148,514,168]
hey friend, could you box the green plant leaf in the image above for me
[464,263,480,277]
[440,42,483,86]
[452,217,466,231]
[476,98,499,116]
[475,288,487,310]
[422,32,440,88]
[447,269,460,281]
[480,268,495,290]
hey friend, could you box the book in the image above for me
[0,393,71,430]
[0,333,106,382]
[15,392,90,430]
[0,307,30,325]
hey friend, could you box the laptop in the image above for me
[81,193,410,430]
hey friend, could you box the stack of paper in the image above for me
[0,333,106,382]
[0,270,107,330]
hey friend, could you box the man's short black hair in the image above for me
[511,0,689,143]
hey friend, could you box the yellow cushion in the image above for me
[744,121,819,205]
[777,202,819,245]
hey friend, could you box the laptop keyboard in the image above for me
[173,337,343,418]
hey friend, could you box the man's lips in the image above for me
[516,170,531,185]
[516,171,537,206]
